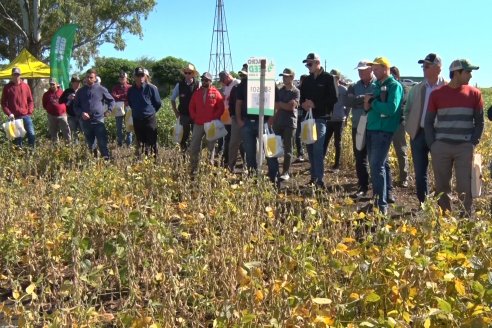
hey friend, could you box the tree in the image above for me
[0,0,156,67]
[94,57,137,89]
[151,56,191,97]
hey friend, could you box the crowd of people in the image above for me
[0,51,487,216]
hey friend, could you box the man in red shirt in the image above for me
[188,72,225,175]
[42,78,70,143]
[111,72,133,146]
[1,67,35,146]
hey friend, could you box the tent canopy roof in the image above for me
[0,49,50,79]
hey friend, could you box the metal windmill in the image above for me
[208,0,233,81]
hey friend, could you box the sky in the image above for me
[97,0,492,87]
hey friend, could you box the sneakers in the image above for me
[280,173,290,181]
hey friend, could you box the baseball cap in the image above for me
[134,67,145,76]
[71,75,81,82]
[218,71,229,81]
[302,53,320,63]
[279,68,295,77]
[418,53,442,66]
[354,60,371,70]
[201,72,213,81]
[329,69,341,77]
[367,57,391,68]
[49,78,57,85]
[12,67,21,75]
[144,69,150,76]
[449,59,479,72]
[119,72,128,78]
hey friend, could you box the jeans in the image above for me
[68,115,82,144]
[228,116,245,170]
[115,115,133,146]
[324,120,344,167]
[189,124,216,174]
[410,128,430,203]
[81,120,110,159]
[13,115,35,147]
[306,119,327,184]
[295,108,305,157]
[241,119,278,183]
[351,128,369,191]
[134,114,158,158]
[367,130,393,212]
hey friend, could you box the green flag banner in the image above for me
[50,24,78,90]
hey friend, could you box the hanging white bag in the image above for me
[262,123,284,158]
[173,118,184,143]
[471,153,482,198]
[204,119,228,141]
[300,109,317,144]
[356,114,367,151]
[2,119,26,140]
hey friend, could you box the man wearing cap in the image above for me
[60,75,83,143]
[171,63,200,152]
[42,78,70,142]
[271,68,300,181]
[111,72,133,147]
[74,68,115,159]
[404,53,447,204]
[347,60,375,198]
[324,69,348,171]
[188,72,225,175]
[127,67,162,159]
[1,67,35,146]
[363,57,404,214]
[300,53,338,188]
[217,71,240,167]
[424,59,483,215]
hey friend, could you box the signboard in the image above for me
[247,58,275,116]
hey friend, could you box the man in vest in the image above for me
[171,64,200,152]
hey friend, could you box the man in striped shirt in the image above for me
[424,59,484,216]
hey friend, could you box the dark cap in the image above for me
[49,77,57,85]
[201,72,213,81]
[71,75,81,82]
[279,68,295,77]
[134,67,145,76]
[418,53,442,66]
[302,53,320,63]
[12,67,21,75]
[119,72,128,78]
[218,71,229,82]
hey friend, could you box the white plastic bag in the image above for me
[472,153,482,198]
[356,114,367,151]
[173,118,183,144]
[204,119,228,141]
[2,119,26,140]
[263,124,284,158]
[300,110,317,144]
[125,108,134,132]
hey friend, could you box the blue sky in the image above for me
[98,0,492,87]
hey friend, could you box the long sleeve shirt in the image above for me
[300,68,338,119]
[111,83,131,105]
[189,86,225,125]
[42,88,67,116]
[74,84,115,122]
[1,81,34,118]
[127,82,162,120]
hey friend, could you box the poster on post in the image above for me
[246,58,275,116]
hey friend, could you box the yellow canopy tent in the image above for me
[0,49,50,79]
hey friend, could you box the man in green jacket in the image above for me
[364,57,404,214]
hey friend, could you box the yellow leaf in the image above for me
[402,311,411,323]
[155,272,163,282]
[344,197,354,205]
[455,279,466,296]
[443,273,455,281]
[314,315,334,325]
[312,297,332,305]
[254,289,264,302]
[336,243,348,252]
[178,202,187,209]
[25,283,36,295]
[349,292,360,300]
[12,290,20,300]
[424,318,431,328]
[358,211,366,219]
[342,237,356,243]
[237,267,250,286]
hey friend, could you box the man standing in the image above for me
[42,78,70,143]
[425,59,483,215]
[300,53,338,188]
[405,53,446,204]
[1,67,35,147]
[347,60,374,197]
[272,68,300,181]
[364,57,404,214]
[188,72,224,175]
[60,75,82,143]
[74,68,115,159]
[294,74,308,162]
[127,67,162,159]
[171,64,200,152]
[324,69,348,171]
[217,71,240,167]
[111,72,132,147]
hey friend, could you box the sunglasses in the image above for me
[305,62,313,68]
[184,71,193,75]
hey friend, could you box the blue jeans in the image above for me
[410,128,430,203]
[367,130,393,212]
[306,119,327,184]
[241,119,278,183]
[115,115,133,146]
[14,116,35,147]
[81,120,110,159]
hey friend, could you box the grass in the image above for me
[0,90,491,327]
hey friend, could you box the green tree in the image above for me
[94,57,137,89]
[151,56,192,97]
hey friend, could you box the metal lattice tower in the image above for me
[208,0,233,81]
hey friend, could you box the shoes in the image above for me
[297,156,305,162]
[387,194,396,204]
[280,173,290,181]
[350,189,368,199]
[400,180,409,188]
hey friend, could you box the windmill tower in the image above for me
[208,0,233,80]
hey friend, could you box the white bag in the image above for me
[204,119,228,141]
[125,108,134,132]
[471,153,482,198]
[173,118,184,144]
[300,110,317,144]
[263,124,284,158]
[2,119,26,140]
[356,114,367,151]
[112,101,126,117]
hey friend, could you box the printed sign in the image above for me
[246,58,275,116]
